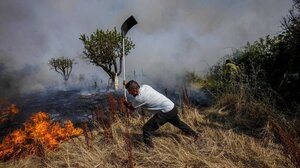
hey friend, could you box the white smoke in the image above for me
[0,0,293,94]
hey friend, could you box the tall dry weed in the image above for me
[269,119,300,168]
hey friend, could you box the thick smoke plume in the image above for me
[0,0,293,94]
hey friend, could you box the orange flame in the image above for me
[0,111,83,160]
[0,99,19,123]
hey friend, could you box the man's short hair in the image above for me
[125,80,140,90]
[225,59,231,64]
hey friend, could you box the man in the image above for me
[224,59,240,83]
[123,80,199,148]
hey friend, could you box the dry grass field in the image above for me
[0,94,295,168]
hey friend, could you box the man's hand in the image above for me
[122,98,135,111]
[123,99,129,106]
[123,80,128,86]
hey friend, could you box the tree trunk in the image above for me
[114,74,119,90]
[63,79,68,90]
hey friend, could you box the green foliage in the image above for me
[80,27,135,83]
[187,59,243,97]
[48,56,74,81]
[185,71,201,83]
[235,24,300,105]
[201,0,300,108]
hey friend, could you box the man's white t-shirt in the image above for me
[132,85,175,113]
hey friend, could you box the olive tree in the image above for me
[79,27,135,89]
[48,56,74,85]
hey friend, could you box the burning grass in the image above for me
[0,105,294,168]
[0,92,297,167]
[0,112,82,161]
[0,99,19,123]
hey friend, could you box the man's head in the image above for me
[225,59,232,64]
[125,80,140,97]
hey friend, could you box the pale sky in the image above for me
[0,0,293,92]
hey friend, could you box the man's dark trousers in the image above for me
[143,106,197,145]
